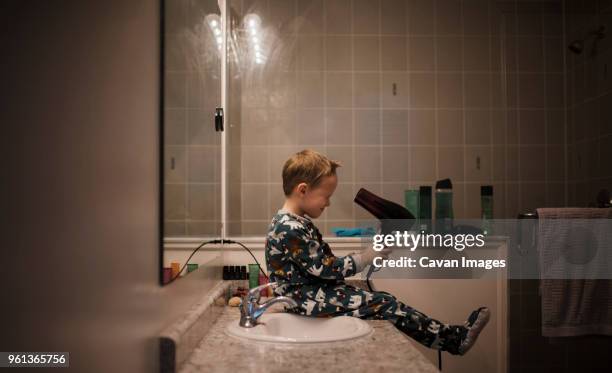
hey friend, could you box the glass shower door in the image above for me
[163,0,224,239]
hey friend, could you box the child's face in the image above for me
[299,174,338,219]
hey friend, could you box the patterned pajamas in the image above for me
[266,209,466,354]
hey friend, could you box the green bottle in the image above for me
[248,264,260,289]
[435,179,454,234]
[481,186,493,235]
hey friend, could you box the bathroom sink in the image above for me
[226,312,372,343]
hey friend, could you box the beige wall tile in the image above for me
[545,74,565,109]
[269,0,297,33]
[490,110,506,144]
[437,109,464,145]
[188,147,218,182]
[491,183,505,218]
[463,0,490,36]
[297,109,324,144]
[547,145,565,182]
[436,0,462,35]
[436,37,463,71]
[326,36,352,70]
[354,36,380,70]
[165,109,187,145]
[507,146,519,181]
[355,146,382,182]
[381,0,407,35]
[437,146,464,182]
[506,110,518,144]
[268,183,286,216]
[242,109,271,145]
[410,72,435,108]
[409,109,435,145]
[326,109,353,145]
[354,73,381,107]
[242,146,269,182]
[519,73,545,108]
[268,146,299,182]
[465,73,490,108]
[492,146,506,182]
[297,71,324,107]
[382,36,407,71]
[165,146,187,183]
[269,109,297,145]
[546,182,566,208]
[165,184,187,219]
[451,183,466,219]
[355,109,381,144]
[188,184,217,220]
[382,72,409,108]
[327,183,354,219]
[465,146,491,182]
[382,110,409,145]
[545,38,563,73]
[297,0,323,34]
[463,37,490,71]
[410,146,436,181]
[437,73,463,108]
[382,183,409,206]
[517,5,542,36]
[165,221,186,236]
[242,183,269,220]
[269,72,297,109]
[520,183,547,212]
[166,72,186,108]
[519,146,546,182]
[187,221,219,236]
[465,109,491,145]
[324,0,351,34]
[241,221,270,235]
[408,0,435,35]
[326,72,353,107]
[465,183,482,219]
[353,0,380,34]
[298,35,324,70]
[409,36,435,71]
[188,109,219,145]
[519,110,546,144]
[505,182,520,218]
[517,37,544,72]
[546,110,565,145]
[327,146,354,182]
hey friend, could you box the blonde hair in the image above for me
[282,149,341,196]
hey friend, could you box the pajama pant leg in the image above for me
[286,283,465,354]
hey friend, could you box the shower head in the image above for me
[568,26,606,55]
[568,40,583,54]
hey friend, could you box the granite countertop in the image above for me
[178,305,439,373]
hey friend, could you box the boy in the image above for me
[265,149,490,355]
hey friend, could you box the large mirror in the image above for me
[162,0,223,284]
[161,0,612,284]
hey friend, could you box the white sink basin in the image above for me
[226,312,372,343]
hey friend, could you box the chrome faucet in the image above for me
[239,282,298,328]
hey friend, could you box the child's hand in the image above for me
[360,247,392,266]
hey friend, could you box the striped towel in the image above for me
[537,208,612,337]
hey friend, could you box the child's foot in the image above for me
[457,307,490,355]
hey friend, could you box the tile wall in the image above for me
[222,0,567,236]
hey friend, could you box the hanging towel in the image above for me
[537,207,612,337]
[330,227,376,237]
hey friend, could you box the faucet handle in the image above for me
[245,282,278,304]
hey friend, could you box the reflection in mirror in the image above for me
[162,0,223,284]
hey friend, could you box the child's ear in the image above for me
[296,182,308,196]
